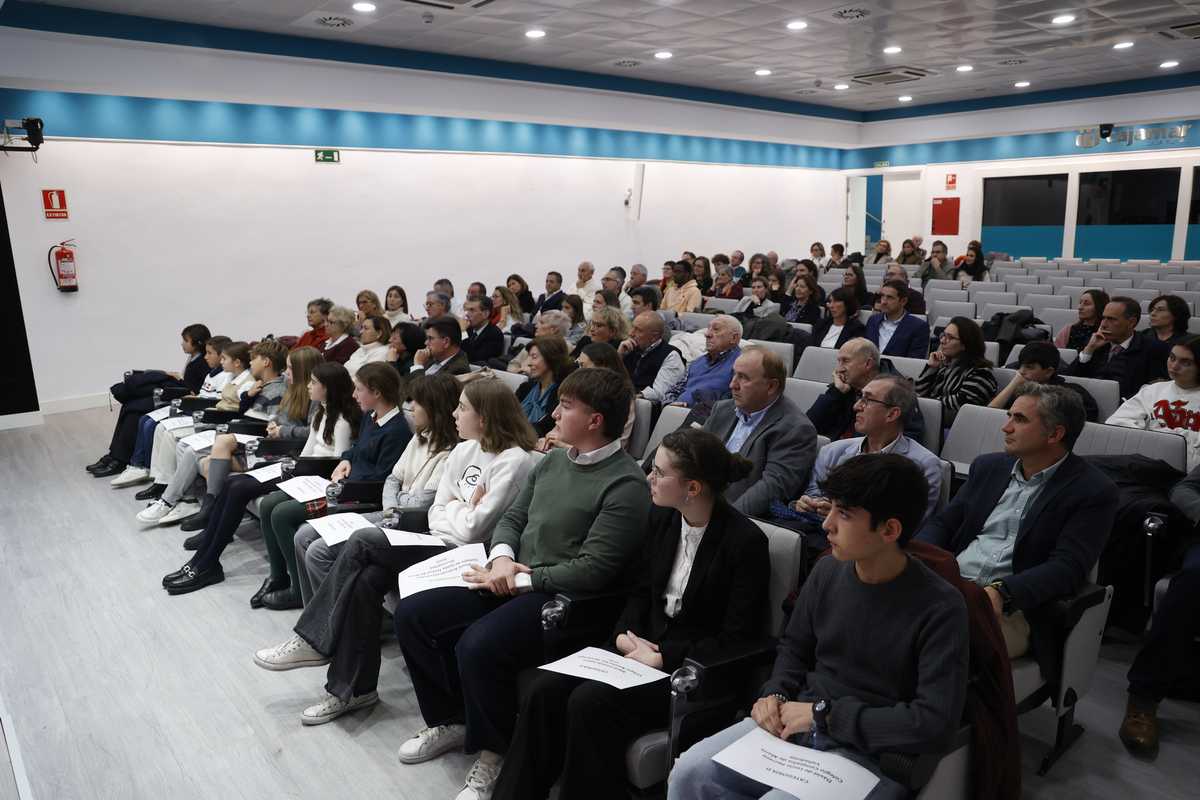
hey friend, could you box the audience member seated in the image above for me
[732,275,779,319]
[866,238,893,265]
[293,298,332,351]
[319,305,361,365]
[663,260,703,314]
[686,345,817,517]
[540,342,636,452]
[565,261,602,321]
[253,378,537,725]
[1144,294,1191,347]
[424,291,453,321]
[410,317,472,377]
[86,324,213,478]
[780,273,822,325]
[383,285,411,328]
[865,280,931,359]
[504,311,572,375]
[599,268,633,316]
[825,243,844,273]
[728,249,746,279]
[809,241,830,269]
[895,237,923,266]
[1053,289,1109,350]
[690,256,713,295]
[343,315,391,377]
[954,245,990,285]
[622,263,649,294]
[669,455,968,800]
[841,263,872,308]
[505,274,535,317]
[1121,464,1200,752]
[738,252,770,287]
[530,271,565,318]
[662,316,743,408]
[592,288,622,319]
[494,428,769,800]
[989,341,1099,421]
[515,336,575,436]
[386,322,425,378]
[916,240,954,288]
[1106,334,1200,470]
[872,264,926,315]
[916,316,998,426]
[1074,296,1170,401]
[619,312,685,404]
[915,384,1118,671]
[806,338,925,443]
[467,282,488,300]
[630,285,665,318]
[775,375,940,567]
[435,279,464,317]
[490,286,525,332]
[569,306,629,360]
[563,295,588,343]
[355,290,383,336]
[806,287,866,352]
[391,369,650,800]
[658,261,675,293]
[161,360,361,596]
[706,264,743,300]
[460,295,505,364]
[911,234,926,258]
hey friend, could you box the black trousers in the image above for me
[492,669,670,800]
[107,396,155,462]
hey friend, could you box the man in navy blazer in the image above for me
[915,383,1118,679]
[864,280,930,359]
[531,271,565,316]
[460,294,505,364]
[1072,296,1169,401]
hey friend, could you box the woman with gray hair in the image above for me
[501,310,573,375]
[705,264,744,300]
[319,305,361,365]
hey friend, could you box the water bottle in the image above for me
[216,423,230,435]
[380,509,401,529]
[279,456,297,480]
[325,481,344,511]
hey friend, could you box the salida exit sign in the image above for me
[315,149,341,163]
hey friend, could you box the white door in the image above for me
[846,175,867,253]
[881,172,923,246]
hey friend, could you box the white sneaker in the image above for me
[111,466,151,487]
[300,691,379,725]
[159,501,201,525]
[254,634,330,671]
[455,752,504,800]
[136,498,174,524]
[397,724,467,764]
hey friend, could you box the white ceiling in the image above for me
[23,0,1200,113]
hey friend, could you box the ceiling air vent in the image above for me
[397,0,497,9]
[612,59,642,68]
[794,89,818,95]
[849,66,936,86]
[831,8,872,22]
[291,11,379,31]
[314,16,355,28]
[1153,18,1200,41]
[999,59,1029,66]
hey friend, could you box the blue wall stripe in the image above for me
[1074,224,1176,262]
[0,88,846,168]
[980,226,1064,260]
[865,175,883,241]
[1185,226,1200,261]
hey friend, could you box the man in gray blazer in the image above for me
[700,345,817,517]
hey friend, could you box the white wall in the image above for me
[3,139,842,407]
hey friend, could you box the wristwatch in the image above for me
[812,699,831,731]
[989,580,1013,610]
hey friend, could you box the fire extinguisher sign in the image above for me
[42,189,68,219]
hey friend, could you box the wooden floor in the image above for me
[1,406,1199,799]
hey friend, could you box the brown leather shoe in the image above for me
[1119,694,1159,752]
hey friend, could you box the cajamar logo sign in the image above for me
[1076,122,1192,149]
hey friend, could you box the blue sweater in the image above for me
[676,346,741,406]
[340,409,411,481]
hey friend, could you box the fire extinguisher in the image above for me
[47,239,78,292]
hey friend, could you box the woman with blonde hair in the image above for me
[320,305,361,365]
[491,286,526,331]
[356,290,383,328]
[570,306,630,359]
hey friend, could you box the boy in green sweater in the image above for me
[394,368,651,800]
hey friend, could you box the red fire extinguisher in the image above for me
[47,239,78,292]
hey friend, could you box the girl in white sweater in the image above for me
[1107,335,1200,470]
[343,315,393,378]
[252,377,540,726]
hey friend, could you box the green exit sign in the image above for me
[874,161,890,168]
[315,149,341,163]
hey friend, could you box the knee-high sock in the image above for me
[207,457,232,497]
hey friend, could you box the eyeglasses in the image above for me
[649,467,682,483]
[854,395,896,410]
[590,322,611,330]
[939,331,960,342]
[424,302,440,309]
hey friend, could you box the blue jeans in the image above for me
[131,414,158,468]
[667,718,908,800]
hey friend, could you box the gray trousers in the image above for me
[294,510,386,605]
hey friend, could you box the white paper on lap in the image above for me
[383,529,445,547]
[160,415,195,431]
[245,463,283,482]
[147,406,172,421]
[234,433,259,444]
[277,475,333,502]
[307,512,376,546]
[180,429,216,450]
[397,542,487,598]
[539,647,668,690]
[711,726,879,800]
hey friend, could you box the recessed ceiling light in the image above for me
[787,21,808,30]
[755,69,772,76]
[655,51,672,59]
[1052,15,1075,24]
[1161,61,1180,68]
[957,65,973,72]
[898,95,912,102]
[883,46,902,54]
[1015,81,1030,87]
[1114,42,1134,49]
[525,30,546,38]
[352,2,375,10]
[834,84,849,90]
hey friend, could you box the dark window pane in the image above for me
[982,175,1068,226]
[1189,166,1200,225]
[1077,168,1180,226]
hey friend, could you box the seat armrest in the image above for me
[254,437,307,458]
[1047,583,1107,628]
[179,396,220,412]
[295,457,342,479]
[339,479,385,504]
[227,418,269,436]
[157,386,192,403]
[542,589,632,632]
[193,408,240,425]
[673,638,778,703]
[878,723,972,789]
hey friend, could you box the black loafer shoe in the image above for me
[165,564,225,595]
[180,494,216,532]
[182,532,205,551]
[262,589,303,610]
[251,578,291,609]
[162,565,190,587]
[91,459,126,478]
[86,455,116,473]
[136,483,167,501]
